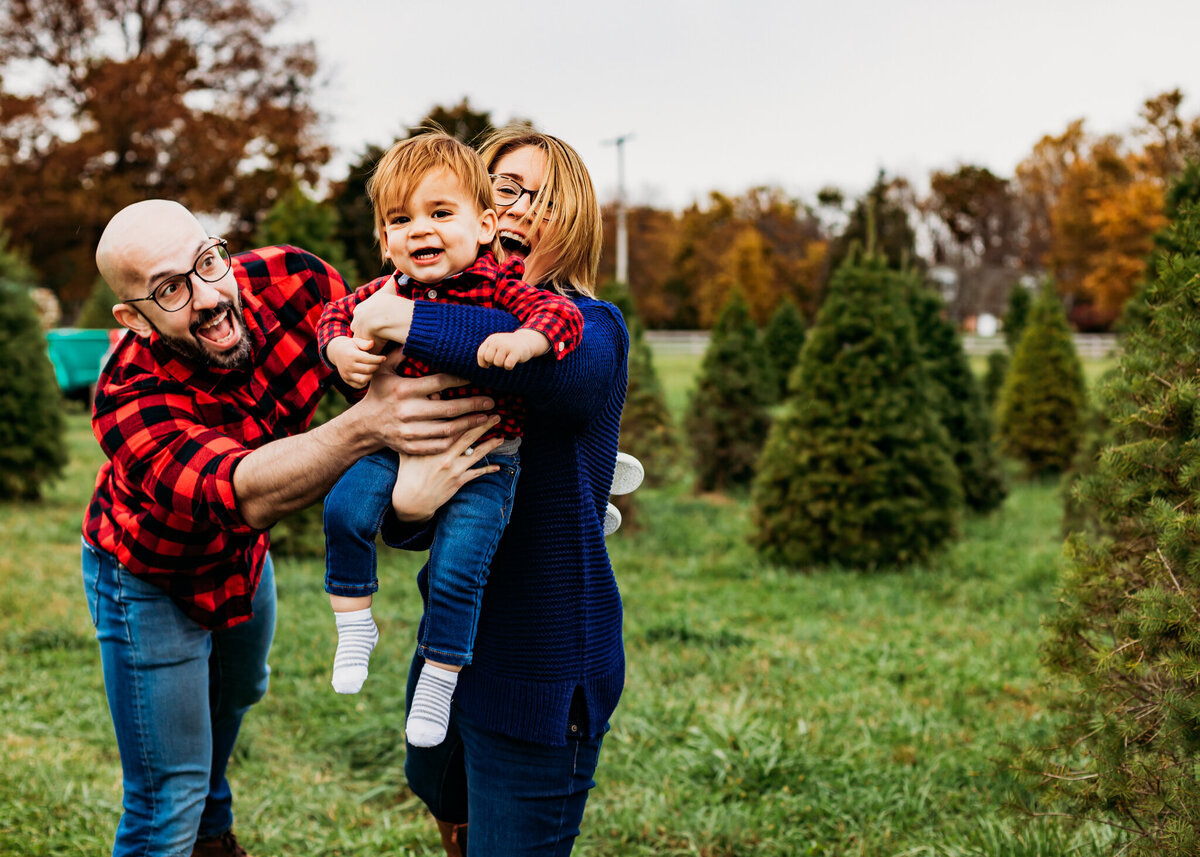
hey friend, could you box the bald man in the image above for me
[82,200,496,857]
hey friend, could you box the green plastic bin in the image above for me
[45,328,118,395]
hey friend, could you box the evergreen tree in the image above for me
[751,253,962,569]
[600,280,681,487]
[255,184,359,285]
[0,280,67,500]
[981,350,1009,409]
[686,290,771,492]
[1022,202,1200,856]
[907,278,1006,512]
[330,144,389,288]
[1003,283,1032,351]
[761,297,806,402]
[996,284,1087,475]
[75,276,121,329]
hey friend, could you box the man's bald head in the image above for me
[96,200,209,300]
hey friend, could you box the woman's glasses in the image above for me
[490,175,555,221]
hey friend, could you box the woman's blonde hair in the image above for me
[478,126,602,297]
[366,131,496,262]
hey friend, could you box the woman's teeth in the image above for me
[498,231,530,252]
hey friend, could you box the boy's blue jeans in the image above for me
[81,538,275,857]
[323,448,520,666]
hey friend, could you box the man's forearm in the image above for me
[232,408,379,531]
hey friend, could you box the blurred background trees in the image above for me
[0,0,329,306]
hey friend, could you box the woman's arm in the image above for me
[401,297,628,424]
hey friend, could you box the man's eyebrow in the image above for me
[148,239,209,287]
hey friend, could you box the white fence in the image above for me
[645,330,1121,360]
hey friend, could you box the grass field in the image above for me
[0,351,1118,856]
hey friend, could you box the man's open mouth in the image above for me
[193,307,237,347]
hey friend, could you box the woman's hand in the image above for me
[351,288,415,345]
[391,417,505,523]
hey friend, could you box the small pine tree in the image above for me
[907,278,1006,512]
[996,283,1087,475]
[761,297,806,402]
[1003,283,1032,351]
[1022,202,1200,856]
[75,276,121,329]
[600,280,681,488]
[981,350,1009,409]
[0,281,68,500]
[751,253,962,569]
[255,184,359,285]
[686,290,771,492]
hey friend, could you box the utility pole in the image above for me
[604,133,634,284]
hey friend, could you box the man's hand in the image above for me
[361,369,496,455]
[326,335,386,389]
[391,417,505,523]
[477,328,551,370]
[351,288,414,345]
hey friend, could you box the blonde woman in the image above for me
[349,127,628,856]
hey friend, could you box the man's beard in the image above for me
[156,300,253,371]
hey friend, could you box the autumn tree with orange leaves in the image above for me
[0,0,329,305]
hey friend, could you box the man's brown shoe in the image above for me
[191,830,249,857]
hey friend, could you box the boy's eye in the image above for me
[433,209,452,219]
[389,215,409,225]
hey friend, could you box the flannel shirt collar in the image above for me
[146,285,275,395]
[391,251,525,296]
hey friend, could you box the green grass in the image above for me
[0,354,1120,855]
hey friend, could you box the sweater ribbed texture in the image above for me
[400,294,628,745]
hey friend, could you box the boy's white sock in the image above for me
[331,608,379,694]
[406,662,459,747]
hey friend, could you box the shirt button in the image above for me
[569,724,578,732]
[426,289,437,299]
[557,342,565,352]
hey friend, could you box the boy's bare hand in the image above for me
[477,329,551,370]
[327,335,386,389]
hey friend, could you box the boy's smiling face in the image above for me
[382,167,497,285]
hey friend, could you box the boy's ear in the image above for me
[112,302,153,338]
[478,209,498,245]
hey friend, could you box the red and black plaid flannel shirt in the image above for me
[317,251,583,440]
[83,246,349,629]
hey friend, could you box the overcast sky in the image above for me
[278,0,1200,211]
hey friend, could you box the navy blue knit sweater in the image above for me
[388,293,629,746]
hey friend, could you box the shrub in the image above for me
[751,253,962,569]
[907,278,1006,513]
[75,276,121,329]
[761,297,806,402]
[981,350,1008,409]
[996,283,1087,475]
[1003,282,1032,351]
[1023,202,1200,856]
[601,280,682,488]
[685,290,771,492]
[0,281,68,500]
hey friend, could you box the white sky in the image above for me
[279,0,1200,211]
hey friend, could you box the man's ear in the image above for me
[112,303,153,338]
[478,209,498,245]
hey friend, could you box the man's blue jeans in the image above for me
[324,448,520,666]
[82,539,275,857]
[404,654,607,855]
